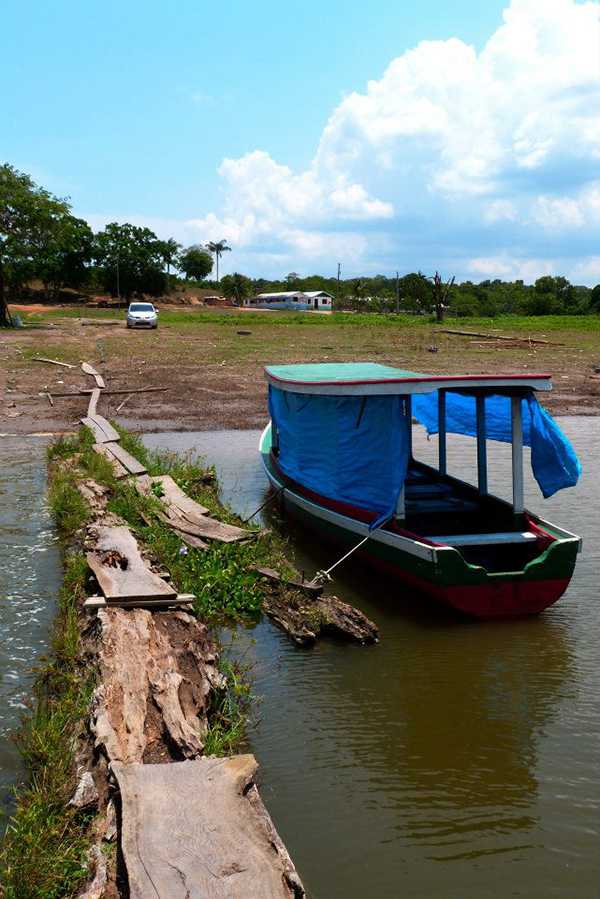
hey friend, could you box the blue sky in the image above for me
[3,0,600,283]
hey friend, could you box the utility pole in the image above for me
[395,271,400,314]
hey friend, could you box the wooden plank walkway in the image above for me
[92,444,128,479]
[81,415,120,444]
[81,361,106,388]
[87,526,176,601]
[103,441,147,475]
[113,757,304,899]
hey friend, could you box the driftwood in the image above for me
[113,756,305,899]
[115,393,132,413]
[32,356,75,368]
[87,525,176,601]
[262,587,379,646]
[440,328,562,346]
[81,362,106,388]
[92,608,221,764]
[50,386,169,398]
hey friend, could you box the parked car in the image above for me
[126,302,158,329]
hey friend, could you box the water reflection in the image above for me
[0,438,61,814]
[144,422,600,899]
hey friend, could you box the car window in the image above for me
[129,304,154,312]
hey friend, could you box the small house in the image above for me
[243,290,333,311]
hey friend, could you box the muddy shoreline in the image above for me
[2,309,600,437]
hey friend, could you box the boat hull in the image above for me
[260,429,579,619]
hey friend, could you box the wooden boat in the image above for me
[259,363,581,618]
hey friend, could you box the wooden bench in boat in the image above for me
[428,531,538,547]
[405,497,479,514]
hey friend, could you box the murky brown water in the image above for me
[146,420,600,899]
[0,438,61,814]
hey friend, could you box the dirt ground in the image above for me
[2,306,600,435]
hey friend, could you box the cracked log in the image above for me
[113,756,305,899]
[91,608,223,764]
[262,587,379,646]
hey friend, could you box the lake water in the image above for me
[0,438,62,815]
[145,420,600,899]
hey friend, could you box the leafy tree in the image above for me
[590,284,600,312]
[205,239,231,282]
[220,272,253,305]
[398,272,433,312]
[179,245,213,281]
[0,163,73,323]
[93,223,167,299]
[36,215,94,299]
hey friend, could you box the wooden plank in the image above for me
[253,566,323,596]
[32,356,75,368]
[82,417,111,443]
[86,526,176,600]
[84,593,194,610]
[168,527,208,550]
[103,441,147,475]
[150,474,209,517]
[161,508,251,543]
[113,757,304,899]
[439,329,562,345]
[89,415,120,442]
[50,386,169,398]
[93,444,128,479]
[81,362,106,388]
[429,531,537,547]
[87,387,101,417]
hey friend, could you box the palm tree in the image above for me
[205,240,231,283]
[161,238,181,293]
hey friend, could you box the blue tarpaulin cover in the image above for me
[412,391,581,498]
[269,386,409,525]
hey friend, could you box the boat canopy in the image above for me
[266,364,580,518]
[265,362,552,395]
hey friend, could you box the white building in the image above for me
[243,290,333,311]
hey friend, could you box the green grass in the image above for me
[0,554,95,899]
[203,657,254,756]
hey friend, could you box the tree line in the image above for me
[0,163,226,325]
[2,162,600,325]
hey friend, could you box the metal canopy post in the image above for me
[406,395,413,458]
[438,390,447,475]
[511,395,524,514]
[476,395,488,495]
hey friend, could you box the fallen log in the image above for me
[113,756,305,899]
[91,607,221,764]
[253,565,323,597]
[262,587,379,646]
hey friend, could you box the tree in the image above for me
[285,272,300,287]
[590,284,600,312]
[205,239,231,283]
[431,271,455,322]
[36,215,94,299]
[398,272,433,312]
[93,223,167,299]
[220,272,253,305]
[178,245,213,282]
[159,238,181,292]
[0,163,73,324]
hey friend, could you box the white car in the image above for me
[126,302,158,329]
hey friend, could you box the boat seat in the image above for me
[405,498,478,514]
[429,531,538,547]
[405,483,452,497]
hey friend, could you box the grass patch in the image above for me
[203,656,254,756]
[0,553,95,899]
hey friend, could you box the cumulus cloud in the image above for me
[105,0,600,282]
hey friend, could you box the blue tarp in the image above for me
[269,386,409,525]
[412,391,581,498]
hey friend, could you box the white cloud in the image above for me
[89,0,600,282]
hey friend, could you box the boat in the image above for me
[259,362,582,618]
